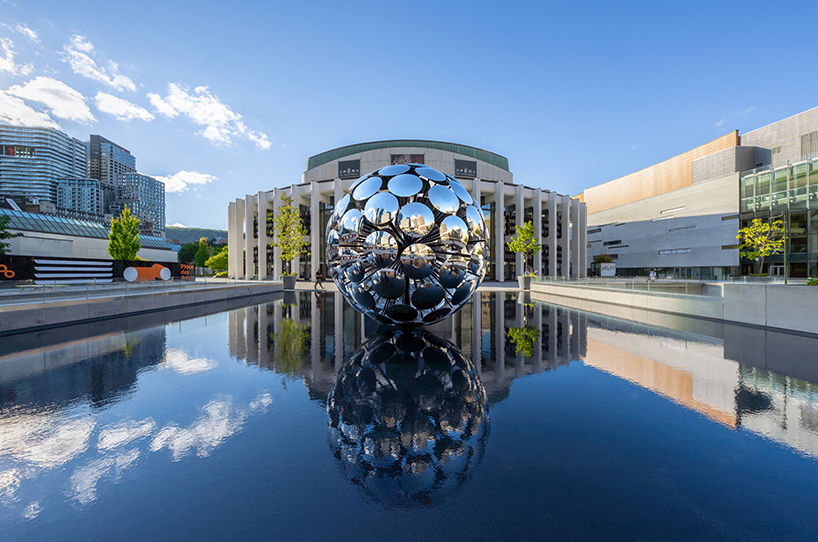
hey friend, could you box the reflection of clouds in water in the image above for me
[150,399,246,460]
[69,449,140,505]
[0,469,21,504]
[0,392,273,510]
[97,419,156,451]
[0,413,95,469]
[162,348,217,375]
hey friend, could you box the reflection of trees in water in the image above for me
[269,319,309,376]
[507,325,540,357]
[327,329,488,509]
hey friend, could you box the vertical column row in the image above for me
[494,181,504,282]
[547,196,557,277]
[310,180,321,278]
[257,191,270,279]
[534,189,543,276]
[560,197,570,279]
[244,194,255,279]
[227,201,236,278]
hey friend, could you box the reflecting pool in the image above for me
[1,292,818,541]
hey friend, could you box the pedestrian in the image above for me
[314,267,324,289]
[649,269,657,282]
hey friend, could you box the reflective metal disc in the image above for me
[449,179,473,204]
[438,264,465,289]
[364,231,398,268]
[387,174,423,197]
[465,206,485,238]
[385,304,419,323]
[349,173,372,191]
[364,192,399,225]
[439,215,469,245]
[428,185,459,214]
[352,176,383,201]
[451,280,473,305]
[397,202,435,238]
[401,243,435,279]
[411,282,445,310]
[378,164,410,176]
[372,269,405,299]
[344,259,365,283]
[339,209,364,240]
[415,167,446,182]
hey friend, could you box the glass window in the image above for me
[772,168,788,193]
[757,172,771,195]
[741,176,755,199]
[793,164,808,189]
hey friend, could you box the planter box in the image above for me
[518,276,531,289]
[283,276,297,290]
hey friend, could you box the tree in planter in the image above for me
[736,218,787,275]
[270,193,308,276]
[108,206,141,260]
[0,214,22,255]
[205,245,228,272]
[507,221,542,276]
[194,237,211,268]
[593,254,614,264]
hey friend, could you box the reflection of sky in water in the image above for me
[1,293,818,540]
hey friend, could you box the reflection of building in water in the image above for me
[227,292,587,404]
[582,315,818,460]
[0,325,166,409]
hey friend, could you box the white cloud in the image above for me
[155,170,217,193]
[147,83,270,149]
[0,37,34,76]
[95,91,154,121]
[7,76,95,122]
[162,348,217,375]
[714,117,727,127]
[737,106,755,116]
[61,35,135,92]
[169,222,186,228]
[69,449,139,505]
[0,90,59,127]
[15,24,40,44]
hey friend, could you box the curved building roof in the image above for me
[305,140,509,172]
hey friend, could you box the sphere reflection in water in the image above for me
[327,330,489,508]
[326,165,487,326]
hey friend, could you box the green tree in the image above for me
[0,214,21,256]
[736,218,787,275]
[506,221,542,276]
[270,193,308,276]
[507,325,541,358]
[194,237,211,268]
[108,206,141,260]
[177,242,198,264]
[205,245,228,271]
[593,254,614,264]
[271,319,308,375]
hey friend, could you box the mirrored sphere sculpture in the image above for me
[326,165,488,326]
[327,329,489,509]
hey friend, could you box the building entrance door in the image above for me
[771,265,785,277]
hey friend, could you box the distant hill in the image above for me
[165,226,228,245]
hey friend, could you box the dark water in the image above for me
[1,291,818,541]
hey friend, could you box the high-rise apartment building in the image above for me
[88,135,136,185]
[0,125,89,205]
[113,172,165,235]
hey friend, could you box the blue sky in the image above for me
[1,0,815,229]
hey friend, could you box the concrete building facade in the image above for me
[228,140,586,282]
[581,106,818,279]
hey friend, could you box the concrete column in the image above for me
[561,310,571,363]
[311,292,320,379]
[494,291,504,380]
[470,178,481,206]
[534,189,543,277]
[273,188,282,279]
[548,308,557,368]
[494,181,504,282]
[579,203,587,278]
[534,305,543,373]
[236,198,246,278]
[228,201,236,278]
[290,184,300,278]
[334,178,343,211]
[228,308,237,357]
[560,197,570,279]
[547,195,557,277]
[244,194,255,279]
[571,198,581,279]
[258,191,270,279]
[246,306,258,365]
[310,181,320,279]
[236,307,247,360]
[515,184,524,277]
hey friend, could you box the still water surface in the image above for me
[1,292,818,541]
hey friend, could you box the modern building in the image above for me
[0,207,176,262]
[227,140,586,281]
[57,178,110,217]
[0,125,90,206]
[112,172,166,236]
[88,135,136,186]
[580,106,818,279]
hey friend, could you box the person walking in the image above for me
[314,267,324,289]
